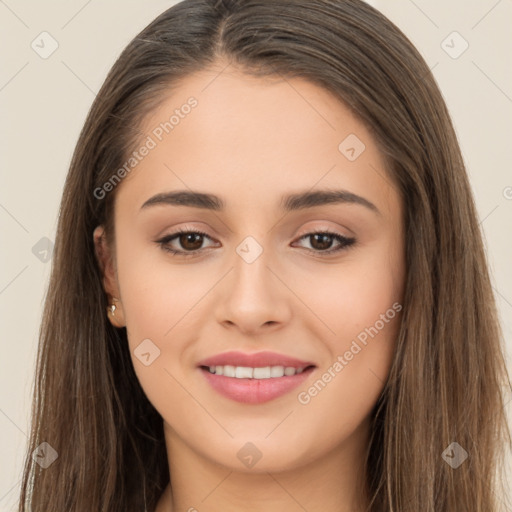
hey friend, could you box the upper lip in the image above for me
[197,350,315,369]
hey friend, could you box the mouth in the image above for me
[197,352,317,404]
[200,364,315,378]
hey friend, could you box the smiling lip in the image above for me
[197,350,315,368]
[197,350,316,404]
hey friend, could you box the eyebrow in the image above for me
[140,189,380,215]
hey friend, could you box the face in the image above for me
[94,64,405,475]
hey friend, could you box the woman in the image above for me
[18,0,511,510]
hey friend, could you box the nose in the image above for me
[215,244,292,336]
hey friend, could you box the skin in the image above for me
[94,61,405,512]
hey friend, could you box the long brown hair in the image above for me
[18,1,511,510]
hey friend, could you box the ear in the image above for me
[93,225,126,328]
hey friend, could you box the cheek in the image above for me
[296,237,403,433]
[115,233,212,341]
[297,236,404,345]
[114,240,207,418]
[292,278,402,462]
[292,236,403,410]
[114,236,227,407]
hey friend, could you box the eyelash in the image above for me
[156,228,356,258]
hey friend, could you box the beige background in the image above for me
[1,0,511,509]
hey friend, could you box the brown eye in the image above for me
[178,232,204,251]
[157,229,356,258]
[294,230,356,254]
[156,229,215,256]
[309,233,335,251]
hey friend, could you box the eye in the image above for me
[155,228,356,257]
[156,229,217,257]
[293,230,356,255]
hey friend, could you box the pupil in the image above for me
[181,233,203,250]
[312,233,332,250]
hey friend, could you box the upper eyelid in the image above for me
[163,221,352,237]
[161,227,351,240]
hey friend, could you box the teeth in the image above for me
[270,366,283,378]
[224,365,236,377]
[235,366,253,378]
[253,367,271,379]
[205,365,309,379]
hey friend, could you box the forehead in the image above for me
[141,66,372,159]
[115,65,398,218]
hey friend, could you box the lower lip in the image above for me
[199,366,315,404]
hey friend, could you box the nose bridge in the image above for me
[215,233,291,333]
[231,234,276,304]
